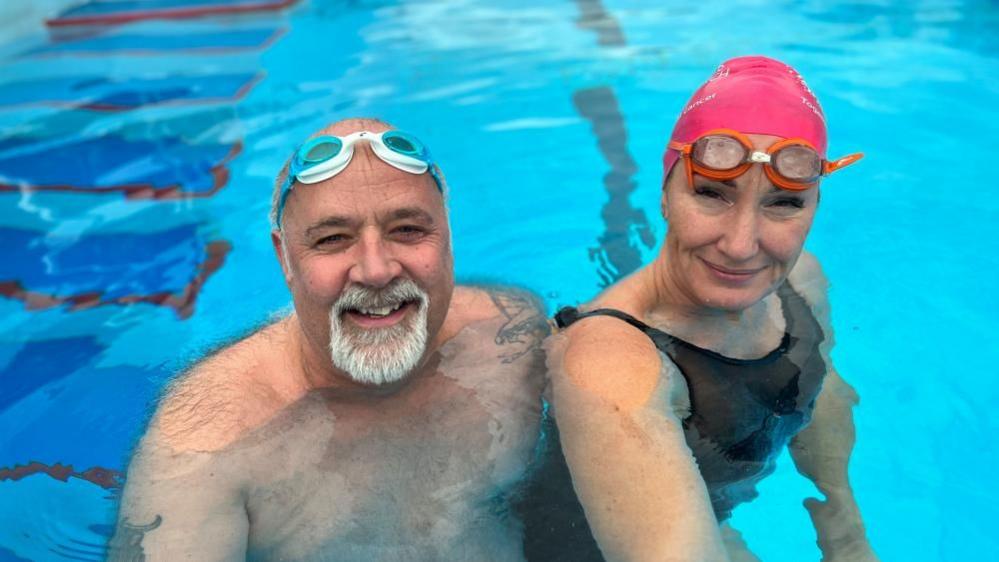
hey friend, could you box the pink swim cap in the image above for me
[663,56,828,182]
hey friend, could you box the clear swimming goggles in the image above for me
[669,128,863,191]
[276,130,444,227]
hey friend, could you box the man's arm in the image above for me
[109,371,253,561]
[788,252,878,562]
[109,433,249,561]
[550,318,728,562]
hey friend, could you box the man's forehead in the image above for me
[317,119,390,137]
[294,176,444,230]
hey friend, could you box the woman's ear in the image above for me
[661,170,674,220]
[661,163,683,220]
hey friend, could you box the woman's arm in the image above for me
[788,251,878,561]
[548,317,728,562]
[789,369,877,562]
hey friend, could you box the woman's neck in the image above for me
[618,249,782,355]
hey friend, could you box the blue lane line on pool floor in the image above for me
[0,135,242,198]
[571,0,655,286]
[47,0,300,28]
[0,224,231,318]
[21,26,286,58]
[0,72,263,111]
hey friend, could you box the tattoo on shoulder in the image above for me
[108,515,162,562]
[488,290,551,363]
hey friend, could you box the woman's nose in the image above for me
[717,206,760,262]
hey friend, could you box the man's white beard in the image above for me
[328,278,429,385]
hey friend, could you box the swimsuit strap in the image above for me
[553,306,659,337]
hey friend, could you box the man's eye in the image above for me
[316,233,349,246]
[392,225,426,238]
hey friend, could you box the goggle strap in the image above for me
[668,140,691,154]
[823,152,864,175]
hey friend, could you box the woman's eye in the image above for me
[769,197,804,209]
[694,186,725,201]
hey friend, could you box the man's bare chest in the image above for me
[239,379,539,560]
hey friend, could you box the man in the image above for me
[109,118,549,561]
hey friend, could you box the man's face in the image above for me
[274,127,453,385]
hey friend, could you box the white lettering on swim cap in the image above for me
[683,92,716,115]
[708,65,730,82]
[800,95,825,122]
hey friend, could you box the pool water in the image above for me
[0,0,996,560]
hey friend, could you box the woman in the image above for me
[548,56,878,561]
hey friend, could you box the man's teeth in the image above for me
[356,303,403,317]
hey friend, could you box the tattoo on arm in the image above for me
[107,515,162,562]
[488,290,551,363]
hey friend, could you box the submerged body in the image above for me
[113,290,546,561]
[110,118,549,561]
[549,57,876,562]
[555,278,827,521]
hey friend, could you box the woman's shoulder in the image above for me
[551,302,664,412]
[787,249,832,329]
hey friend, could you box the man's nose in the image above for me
[348,231,402,288]
[717,204,760,261]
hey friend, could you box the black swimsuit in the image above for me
[517,281,827,561]
[553,280,827,520]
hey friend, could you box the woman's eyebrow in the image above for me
[697,177,738,188]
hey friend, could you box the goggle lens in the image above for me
[773,144,821,182]
[382,131,423,157]
[302,138,342,163]
[692,136,747,170]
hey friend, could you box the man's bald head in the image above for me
[270,117,446,230]
[270,117,396,228]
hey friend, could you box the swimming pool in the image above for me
[0,0,996,560]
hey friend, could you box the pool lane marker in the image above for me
[0,461,121,489]
[0,139,242,199]
[571,0,655,286]
[0,72,264,112]
[22,27,287,59]
[47,0,300,28]
[0,227,231,319]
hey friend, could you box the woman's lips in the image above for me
[701,258,766,284]
[343,301,415,329]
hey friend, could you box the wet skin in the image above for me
[108,120,550,561]
[550,134,877,561]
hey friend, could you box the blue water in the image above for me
[0,1,996,560]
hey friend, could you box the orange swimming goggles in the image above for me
[668,129,863,191]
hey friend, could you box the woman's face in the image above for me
[661,134,819,312]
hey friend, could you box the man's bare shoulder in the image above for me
[441,285,551,369]
[150,319,294,454]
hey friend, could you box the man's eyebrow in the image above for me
[305,216,355,238]
[386,207,435,224]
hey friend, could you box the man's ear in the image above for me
[271,229,292,283]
